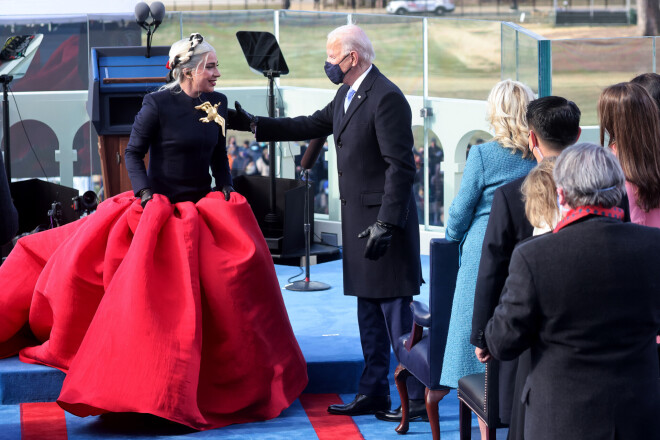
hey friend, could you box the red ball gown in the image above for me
[0,190,308,430]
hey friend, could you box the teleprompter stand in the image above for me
[236,31,289,231]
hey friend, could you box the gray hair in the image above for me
[553,142,625,209]
[162,33,215,91]
[327,25,375,67]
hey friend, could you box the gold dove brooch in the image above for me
[195,101,226,136]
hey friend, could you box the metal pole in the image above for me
[304,169,311,281]
[423,18,430,228]
[284,166,330,291]
[538,39,552,97]
[1,76,12,183]
[265,72,279,226]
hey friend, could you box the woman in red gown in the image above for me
[0,33,307,431]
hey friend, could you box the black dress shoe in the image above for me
[375,399,429,422]
[327,394,391,416]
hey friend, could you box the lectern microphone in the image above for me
[150,2,166,28]
[134,2,151,27]
[134,1,166,58]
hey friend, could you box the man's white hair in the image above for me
[327,24,375,67]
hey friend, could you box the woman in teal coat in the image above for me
[441,79,536,388]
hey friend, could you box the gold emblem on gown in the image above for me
[195,101,226,136]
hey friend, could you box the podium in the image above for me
[87,46,169,198]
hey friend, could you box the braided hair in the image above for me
[162,33,216,91]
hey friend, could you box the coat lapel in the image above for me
[336,65,379,137]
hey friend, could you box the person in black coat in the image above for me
[237,24,426,420]
[484,143,660,440]
[0,152,18,245]
[470,96,581,437]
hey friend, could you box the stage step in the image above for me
[0,355,368,405]
[0,357,65,405]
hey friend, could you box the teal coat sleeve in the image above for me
[445,144,485,241]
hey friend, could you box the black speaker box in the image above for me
[10,179,79,234]
[233,175,310,257]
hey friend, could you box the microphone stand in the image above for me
[1,74,13,182]
[146,26,153,58]
[285,168,330,291]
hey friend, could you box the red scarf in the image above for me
[553,205,624,233]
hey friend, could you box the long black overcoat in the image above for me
[485,216,660,440]
[256,65,422,299]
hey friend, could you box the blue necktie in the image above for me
[344,88,356,113]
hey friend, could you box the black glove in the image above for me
[138,188,153,208]
[221,185,235,201]
[233,101,258,133]
[357,220,395,261]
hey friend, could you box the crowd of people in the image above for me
[226,135,271,178]
[412,137,445,225]
[0,22,658,439]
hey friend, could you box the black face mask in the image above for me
[324,53,352,85]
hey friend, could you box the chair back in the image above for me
[427,238,459,389]
[457,359,503,428]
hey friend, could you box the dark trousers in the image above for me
[357,296,425,400]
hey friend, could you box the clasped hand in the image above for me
[233,101,258,133]
[139,186,234,207]
[358,220,394,260]
[138,188,153,208]
[220,185,235,201]
[475,346,491,363]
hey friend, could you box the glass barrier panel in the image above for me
[180,11,277,87]
[88,14,143,51]
[427,96,491,229]
[348,13,424,97]
[516,30,540,94]
[501,22,517,82]
[278,11,350,89]
[428,18,502,101]
[551,37,655,125]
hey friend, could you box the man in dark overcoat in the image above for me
[485,143,660,440]
[242,24,426,419]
